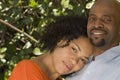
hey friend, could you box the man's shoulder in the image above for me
[66,64,89,80]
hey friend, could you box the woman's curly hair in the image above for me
[39,15,87,52]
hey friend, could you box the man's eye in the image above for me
[88,16,96,22]
[72,47,77,53]
[104,18,112,23]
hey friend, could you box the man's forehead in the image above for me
[94,0,120,7]
[90,0,120,14]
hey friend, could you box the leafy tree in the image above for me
[0,0,95,80]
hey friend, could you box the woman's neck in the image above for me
[33,53,60,80]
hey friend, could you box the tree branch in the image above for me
[0,19,39,43]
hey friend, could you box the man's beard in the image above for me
[90,38,105,47]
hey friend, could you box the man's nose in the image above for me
[94,19,104,29]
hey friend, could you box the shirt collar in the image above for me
[89,46,120,62]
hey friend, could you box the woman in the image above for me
[8,15,93,80]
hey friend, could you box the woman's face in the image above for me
[51,37,93,75]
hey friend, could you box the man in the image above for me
[66,0,120,80]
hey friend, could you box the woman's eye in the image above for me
[72,47,77,53]
[80,58,88,64]
[80,58,86,64]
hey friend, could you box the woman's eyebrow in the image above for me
[84,57,89,61]
[82,57,89,64]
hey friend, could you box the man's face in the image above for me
[87,1,120,48]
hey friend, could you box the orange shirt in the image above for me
[8,60,49,80]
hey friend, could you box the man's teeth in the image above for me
[93,32,103,35]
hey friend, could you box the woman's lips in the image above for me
[63,61,73,72]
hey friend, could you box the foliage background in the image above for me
[0,0,95,80]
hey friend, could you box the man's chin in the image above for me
[91,39,105,47]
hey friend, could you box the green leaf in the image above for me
[33,47,42,55]
[0,47,7,53]
[61,0,73,9]
[29,0,38,8]
[23,42,32,49]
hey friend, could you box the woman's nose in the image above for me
[72,57,79,66]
